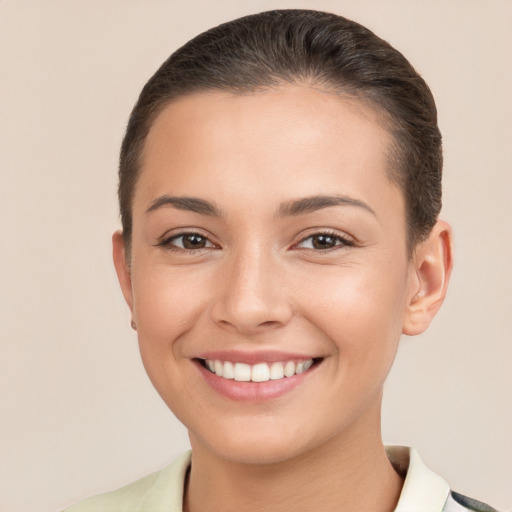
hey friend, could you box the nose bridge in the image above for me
[212,241,292,333]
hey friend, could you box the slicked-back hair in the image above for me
[119,9,442,253]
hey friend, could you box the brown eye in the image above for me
[181,234,208,249]
[311,234,337,249]
[296,232,353,251]
[161,232,216,251]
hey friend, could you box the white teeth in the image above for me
[284,361,296,377]
[214,360,224,377]
[204,358,315,382]
[303,359,313,371]
[269,362,284,380]
[234,362,251,382]
[223,361,235,379]
[251,363,270,382]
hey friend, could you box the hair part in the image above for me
[119,9,442,255]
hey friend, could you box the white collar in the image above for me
[387,446,451,512]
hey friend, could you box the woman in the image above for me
[64,9,497,512]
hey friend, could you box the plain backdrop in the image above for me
[1,1,511,511]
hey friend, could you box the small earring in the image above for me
[130,320,137,331]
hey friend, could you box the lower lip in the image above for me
[195,361,318,402]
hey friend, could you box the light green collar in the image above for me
[387,446,450,512]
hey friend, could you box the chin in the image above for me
[214,441,304,466]
[190,423,315,466]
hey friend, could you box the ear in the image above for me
[112,230,135,315]
[402,220,453,336]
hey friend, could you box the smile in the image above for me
[201,358,315,382]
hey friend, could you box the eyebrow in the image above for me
[145,194,375,218]
[146,196,223,217]
[277,195,376,217]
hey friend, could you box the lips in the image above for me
[194,353,322,401]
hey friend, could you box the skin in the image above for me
[113,85,453,512]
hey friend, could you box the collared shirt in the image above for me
[63,447,498,511]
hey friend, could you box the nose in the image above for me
[210,245,294,335]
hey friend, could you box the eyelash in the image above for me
[294,230,355,251]
[157,230,354,253]
[157,232,218,253]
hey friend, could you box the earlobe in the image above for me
[402,221,453,336]
[112,230,135,314]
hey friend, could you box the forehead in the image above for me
[136,85,402,219]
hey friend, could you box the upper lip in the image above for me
[194,350,321,365]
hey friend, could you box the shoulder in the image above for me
[443,491,501,512]
[61,451,191,512]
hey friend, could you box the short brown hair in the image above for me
[119,9,442,252]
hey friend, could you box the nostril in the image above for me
[258,320,281,328]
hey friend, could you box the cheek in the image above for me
[132,266,206,355]
[300,268,408,417]
[131,267,208,413]
[297,261,409,360]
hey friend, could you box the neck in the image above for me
[184,401,403,512]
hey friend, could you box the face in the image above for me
[116,85,422,465]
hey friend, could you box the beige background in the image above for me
[1,1,511,511]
